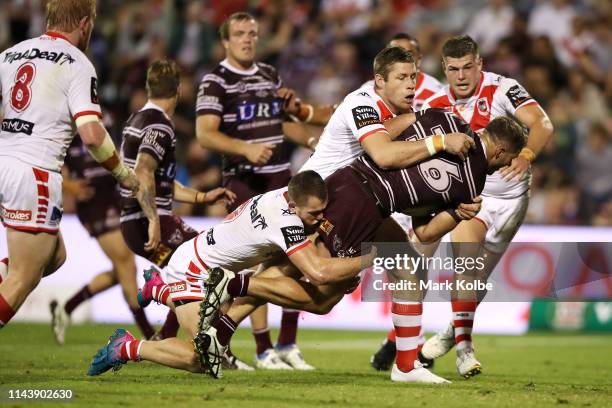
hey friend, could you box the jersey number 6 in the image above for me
[10,62,37,112]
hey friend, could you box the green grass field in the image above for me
[0,324,610,407]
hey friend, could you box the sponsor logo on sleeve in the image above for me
[142,130,168,158]
[505,84,532,109]
[281,226,306,249]
[206,228,216,245]
[352,105,381,129]
[90,77,99,104]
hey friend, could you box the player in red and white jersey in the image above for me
[301,46,473,180]
[414,36,553,377]
[0,0,139,330]
[87,171,376,378]
[362,33,443,111]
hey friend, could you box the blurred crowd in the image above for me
[1,0,610,225]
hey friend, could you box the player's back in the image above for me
[351,108,488,216]
[119,102,176,218]
[194,187,309,272]
[0,33,101,172]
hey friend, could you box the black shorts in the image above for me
[223,170,291,212]
[76,186,120,238]
[120,214,198,267]
[318,167,384,257]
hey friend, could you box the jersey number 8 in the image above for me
[10,62,37,112]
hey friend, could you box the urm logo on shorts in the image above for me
[1,208,32,221]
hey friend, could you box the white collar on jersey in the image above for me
[220,58,259,75]
[141,100,171,121]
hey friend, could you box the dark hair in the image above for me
[389,33,420,54]
[373,46,415,80]
[146,59,180,99]
[288,171,327,206]
[485,116,526,154]
[219,12,256,40]
[442,35,479,59]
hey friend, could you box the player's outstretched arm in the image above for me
[196,114,275,165]
[134,152,161,252]
[362,131,474,170]
[78,119,139,193]
[288,242,377,285]
[173,181,236,207]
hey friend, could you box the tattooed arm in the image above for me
[134,152,161,252]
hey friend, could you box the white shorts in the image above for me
[474,194,529,252]
[390,212,412,233]
[163,235,211,303]
[0,157,63,234]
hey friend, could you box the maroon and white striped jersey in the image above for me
[351,108,487,216]
[196,59,290,176]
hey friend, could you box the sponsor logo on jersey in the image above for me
[352,105,380,129]
[505,84,532,109]
[281,208,295,216]
[237,101,283,121]
[142,130,168,157]
[90,77,99,104]
[2,118,34,135]
[3,48,75,65]
[250,196,268,230]
[206,228,216,245]
[1,208,32,221]
[281,226,306,249]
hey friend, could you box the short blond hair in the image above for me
[46,0,97,32]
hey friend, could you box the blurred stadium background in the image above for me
[1,1,611,337]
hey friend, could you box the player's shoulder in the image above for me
[422,85,451,108]
[344,83,378,106]
[200,65,227,85]
[483,71,520,89]
[132,105,174,133]
[255,61,278,75]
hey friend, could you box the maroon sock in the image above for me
[130,306,156,339]
[158,310,180,338]
[0,293,16,328]
[227,273,250,297]
[253,328,273,355]
[212,314,237,346]
[277,309,300,346]
[64,285,93,315]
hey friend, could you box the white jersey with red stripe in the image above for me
[299,82,394,179]
[191,187,310,272]
[422,71,538,199]
[0,32,102,173]
[412,72,443,111]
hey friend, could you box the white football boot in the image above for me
[253,348,293,370]
[456,348,482,378]
[421,322,455,360]
[50,300,70,345]
[276,344,315,370]
[391,361,451,384]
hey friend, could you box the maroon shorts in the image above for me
[223,170,291,212]
[318,167,384,257]
[120,214,198,267]
[76,186,120,238]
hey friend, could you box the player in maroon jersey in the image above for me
[196,110,526,382]
[50,137,156,343]
[195,12,332,370]
[119,60,234,340]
